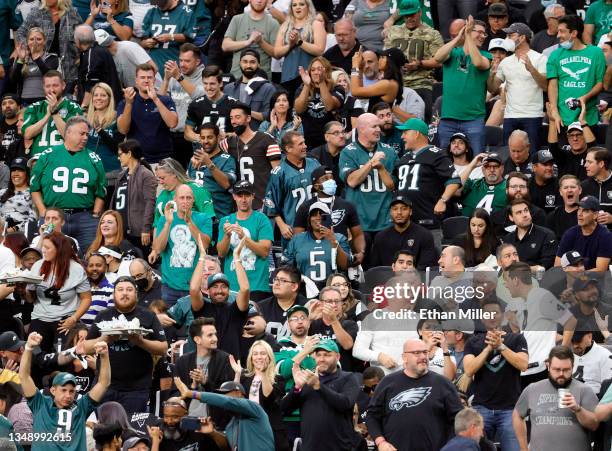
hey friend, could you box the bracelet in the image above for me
[442,351,451,357]
[192,390,198,400]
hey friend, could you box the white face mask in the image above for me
[560,39,574,49]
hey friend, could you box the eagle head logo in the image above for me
[389,387,432,411]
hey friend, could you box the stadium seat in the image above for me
[484,125,504,151]
[442,216,469,245]
[362,266,394,295]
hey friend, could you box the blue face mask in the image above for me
[541,0,555,7]
[321,179,337,196]
[559,39,573,49]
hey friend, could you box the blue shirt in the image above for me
[440,436,480,451]
[556,224,612,270]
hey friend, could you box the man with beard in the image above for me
[22,71,83,156]
[80,276,168,415]
[568,277,612,345]
[323,19,360,75]
[188,123,236,219]
[447,133,481,180]
[555,196,612,271]
[223,49,277,130]
[221,103,281,210]
[82,254,114,325]
[281,339,361,451]
[513,345,599,451]
[158,397,226,451]
[0,94,22,165]
[373,102,404,157]
[546,175,581,240]
[369,194,437,269]
[570,331,612,394]
[307,122,347,196]
[129,258,163,308]
[529,150,560,213]
[366,339,463,451]
[460,153,507,217]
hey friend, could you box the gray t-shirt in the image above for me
[349,0,390,51]
[30,259,91,322]
[167,65,205,132]
[515,378,598,451]
[113,41,152,88]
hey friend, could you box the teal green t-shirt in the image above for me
[585,0,612,46]
[217,211,274,293]
[154,181,216,226]
[156,211,213,290]
[441,47,491,120]
[546,45,607,126]
[27,391,96,451]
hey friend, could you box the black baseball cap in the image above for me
[578,195,600,211]
[0,331,25,352]
[573,276,599,292]
[233,180,254,194]
[286,305,309,318]
[391,194,412,207]
[10,157,27,171]
[216,381,246,395]
[311,165,332,184]
[531,149,554,164]
[488,2,508,16]
[240,48,260,62]
[1,93,20,104]
[482,153,503,165]
[450,132,470,145]
[560,251,584,268]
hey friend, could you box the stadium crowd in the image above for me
[0,0,610,449]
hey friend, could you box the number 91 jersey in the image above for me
[30,147,107,209]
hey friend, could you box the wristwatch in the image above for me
[296,39,303,47]
[442,351,451,357]
[498,344,508,352]
[177,75,185,82]
[208,163,216,171]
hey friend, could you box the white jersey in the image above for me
[573,343,612,394]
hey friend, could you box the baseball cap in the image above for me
[94,29,115,47]
[442,319,475,335]
[311,165,332,184]
[488,2,508,16]
[396,118,429,136]
[578,195,600,211]
[309,201,331,215]
[488,38,515,53]
[313,339,340,353]
[233,180,254,194]
[0,331,25,352]
[531,149,554,164]
[398,0,420,16]
[482,153,503,165]
[391,194,412,207]
[502,22,533,40]
[571,330,591,343]
[573,276,599,292]
[240,48,260,62]
[450,132,469,144]
[122,436,151,451]
[1,93,20,104]
[208,272,230,288]
[560,251,584,268]
[20,246,42,259]
[98,245,123,260]
[567,122,583,133]
[287,305,309,318]
[216,381,247,395]
[10,157,27,171]
[52,372,77,387]
[27,154,40,169]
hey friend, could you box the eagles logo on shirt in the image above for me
[389,387,432,411]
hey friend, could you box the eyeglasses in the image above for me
[288,316,308,322]
[132,271,147,279]
[403,350,428,356]
[331,282,349,288]
[273,277,294,284]
[474,30,488,37]
[567,133,583,139]
[362,384,378,394]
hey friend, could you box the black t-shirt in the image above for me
[549,142,592,181]
[87,305,166,391]
[503,158,532,178]
[339,96,364,133]
[366,370,463,451]
[296,84,345,149]
[394,145,461,228]
[464,332,528,409]
[113,177,129,229]
[194,300,248,359]
[186,94,237,133]
[0,119,19,162]
[546,207,578,241]
[138,278,163,308]
[322,42,360,75]
[529,177,560,213]
[258,294,308,340]
[308,318,358,371]
[294,196,359,236]
[159,430,222,451]
[370,223,438,269]
[569,303,612,344]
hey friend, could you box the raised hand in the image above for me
[123,87,136,104]
[298,66,311,86]
[173,376,191,399]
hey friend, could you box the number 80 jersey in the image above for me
[30,147,107,209]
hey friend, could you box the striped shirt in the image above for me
[82,278,114,325]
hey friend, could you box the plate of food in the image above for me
[0,269,44,285]
[97,315,152,337]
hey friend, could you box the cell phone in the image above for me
[166,201,177,212]
[320,213,332,229]
[179,416,201,431]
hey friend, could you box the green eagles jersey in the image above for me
[142,3,196,77]
[187,152,237,218]
[585,0,612,47]
[0,0,21,65]
[154,181,216,226]
[22,99,83,156]
[262,157,321,227]
[461,178,507,217]
[27,391,97,451]
[546,45,606,126]
[217,211,274,293]
[180,0,211,39]
[155,212,213,290]
[339,140,398,232]
[30,147,107,209]
[282,232,351,285]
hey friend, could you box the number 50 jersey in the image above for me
[30,147,107,209]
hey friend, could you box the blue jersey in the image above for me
[282,232,351,286]
[263,157,320,227]
[188,151,237,218]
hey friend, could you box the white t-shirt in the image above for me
[0,244,16,276]
[113,41,153,88]
[573,343,612,395]
[129,0,153,37]
[496,50,548,119]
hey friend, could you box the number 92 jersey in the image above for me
[30,147,107,209]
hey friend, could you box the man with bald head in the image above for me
[366,339,463,451]
[323,18,360,74]
[152,183,213,306]
[449,19,467,40]
[339,113,396,265]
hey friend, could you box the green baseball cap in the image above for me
[286,305,309,319]
[399,0,421,16]
[313,339,339,353]
[396,118,429,136]
[52,372,77,386]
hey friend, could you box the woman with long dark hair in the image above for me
[350,47,403,112]
[258,90,303,146]
[23,231,91,353]
[453,208,500,267]
[0,158,37,233]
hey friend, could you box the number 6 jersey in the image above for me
[30,147,107,209]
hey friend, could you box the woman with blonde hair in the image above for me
[273,0,326,96]
[331,68,364,132]
[85,0,133,40]
[86,210,142,259]
[294,56,344,148]
[232,340,289,451]
[86,83,120,172]
[9,27,60,105]
[16,0,82,89]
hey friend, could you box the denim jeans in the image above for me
[101,388,150,417]
[438,118,485,155]
[473,405,520,451]
[61,211,100,255]
[161,285,189,308]
[503,117,543,154]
